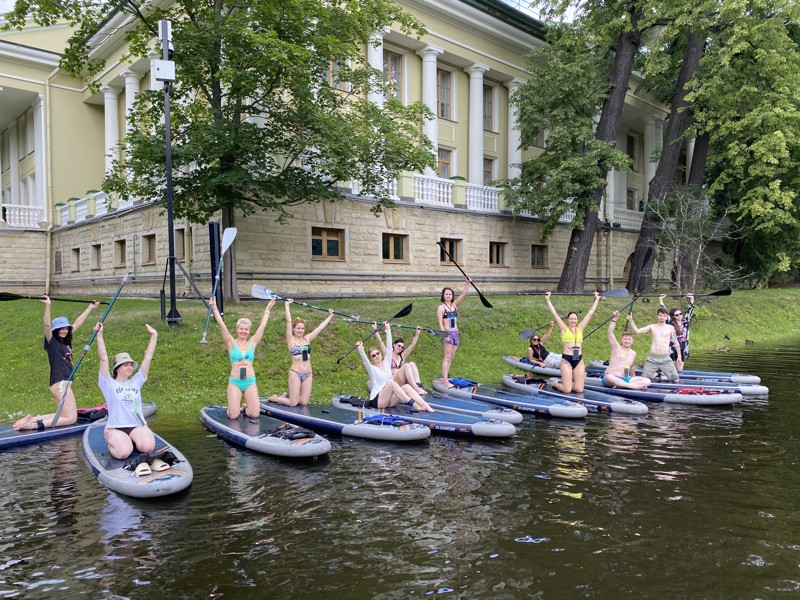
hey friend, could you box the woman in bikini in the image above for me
[544,290,601,393]
[211,296,276,419]
[437,277,470,388]
[357,323,434,412]
[269,299,334,407]
[13,295,99,431]
[373,325,426,396]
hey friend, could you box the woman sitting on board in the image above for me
[437,277,471,388]
[357,323,434,412]
[660,293,695,370]
[95,322,157,461]
[372,324,427,396]
[211,296,276,418]
[520,322,562,369]
[13,295,99,431]
[544,291,601,393]
[268,299,334,407]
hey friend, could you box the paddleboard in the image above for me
[586,359,761,385]
[0,402,157,451]
[422,389,524,424]
[82,419,193,498]
[432,377,588,418]
[200,406,332,458]
[331,394,516,439]
[260,401,431,442]
[501,374,649,415]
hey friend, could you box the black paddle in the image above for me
[517,288,629,298]
[344,317,447,339]
[337,304,413,363]
[250,284,359,320]
[518,323,552,341]
[641,289,732,298]
[50,273,130,427]
[0,292,108,305]
[436,241,493,308]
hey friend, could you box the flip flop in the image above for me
[134,462,152,477]
[149,458,169,472]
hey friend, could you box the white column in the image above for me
[367,32,385,108]
[416,45,443,177]
[643,116,663,199]
[466,63,489,185]
[102,85,120,174]
[9,122,20,206]
[504,78,524,180]
[122,70,141,135]
[33,94,47,213]
[684,136,695,183]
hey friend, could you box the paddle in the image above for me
[336,304,413,363]
[250,284,359,320]
[517,287,629,298]
[518,323,551,341]
[200,227,238,344]
[343,317,447,339]
[641,289,732,298]
[50,273,130,428]
[436,241,493,308]
[0,292,108,305]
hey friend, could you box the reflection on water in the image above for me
[0,342,799,598]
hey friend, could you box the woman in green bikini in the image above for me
[211,296,276,419]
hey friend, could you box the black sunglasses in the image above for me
[532,338,540,341]
[370,352,380,358]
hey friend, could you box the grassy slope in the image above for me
[1,288,798,419]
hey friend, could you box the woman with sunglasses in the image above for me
[521,322,562,369]
[372,325,426,396]
[659,293,694,370]
[357,323,434,412]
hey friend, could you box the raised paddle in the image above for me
[641,289,732,298]
[518,323,552,341]
[50,273,130,428]
[343,317,448,339]
[251,284,360,320]
[200,227,238,344]
[337,304,413,363]
[517,288,629,298]
[436,241,493,308]
[0,292,108,305]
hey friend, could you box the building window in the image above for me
[437,69,452,119]
[71,248,80,272]
[489,242,507,267]
[175,228,185,261]
[382,233,408,263]
[483,85,494,131]
[383,49,403,101]
[53,250,62,274]
[532,129,546,148]
[91,244,101,270]
[483,158,495,186]
[439,238,460,264]
[312,227,345,260]
[626,133,640,172]
[142,234,156,265]
[531,244,548,268]
[328,61,349,91]
[114,239,127,268]
[438,148,453,179]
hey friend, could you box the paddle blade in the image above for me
[221,227,238,254]
[250,284,281,300]
[392,303,413,320]
[478,292,493,308]
[708,289,732,297]
[519,329,535,340]
[602,288,629,298]
[0,292,26,301]
[426,328,448,339]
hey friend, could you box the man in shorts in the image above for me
[602,311,651,390]
[628,307,683,382]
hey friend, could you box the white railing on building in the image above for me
[413,174,453,207]
[349,178,398,200]
[1,204,45,227]
[613,207,644,230]
[465,183,500,213]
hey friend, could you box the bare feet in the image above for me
[12,414,34,430]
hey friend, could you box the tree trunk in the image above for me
[221,206,239,303]
[684,132,710,289]
[626,32,704,291]
[558,26,642,292]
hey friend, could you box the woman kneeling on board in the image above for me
[95,322,158,460]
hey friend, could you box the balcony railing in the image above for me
[1,203,45,228]
[612,207,644,230]
[466,183,500,212]
[413,174,454,207]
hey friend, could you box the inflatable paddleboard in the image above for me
[199,406,331,458]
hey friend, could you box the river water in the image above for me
[1,342,798,599]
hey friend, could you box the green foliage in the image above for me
[2,290,799,420]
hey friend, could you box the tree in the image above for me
[4,0,436,300]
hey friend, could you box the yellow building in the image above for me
[0,0,680,300]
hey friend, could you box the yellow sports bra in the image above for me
[561,327,583,344]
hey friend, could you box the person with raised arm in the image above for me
[628,307,683,382]
[659,293,695,371]
[95,322,158,460]
[269,299,334,407]
[373,324,427,396]
[601,311,651,390]
[544,291,601,393]
[211,296,276,418]
[13,295,100,431]
[520,322,562,369]
[437,277,470,388]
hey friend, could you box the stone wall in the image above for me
[0,227,48,294]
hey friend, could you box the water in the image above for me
[1,342,798,599]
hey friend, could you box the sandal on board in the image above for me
[149,458,169,472]
[134,462,152,477]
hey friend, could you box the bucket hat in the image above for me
[112,352,138,374]
[51,317,72,332]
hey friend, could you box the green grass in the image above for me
[1,288,798,420]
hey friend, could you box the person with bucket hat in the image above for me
[13,295,99,430]
[94,322,159,461]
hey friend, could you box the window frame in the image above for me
[437,68,453,120]
[482,84,495,131]
[382,232,409,264]
[114,239,127,268]
[439,238,461,265]
[438,148,453,180]
[489,241,507,267]
[142,233,157,266]
[312,227,345,261]
[531,244,548,269]
[383,48,405,102]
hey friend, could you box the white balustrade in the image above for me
[465,183,499,213]
[413,174,453,207]
[1,204,45,227]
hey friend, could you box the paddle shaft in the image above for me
[51,273,130,427]
[640,289,731,298]
[518,288,628,298]
[436,241,493,308]
[345,318,446,338]
[0,292,108,305]
[250,284,357,320]
[337,304,413,363]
